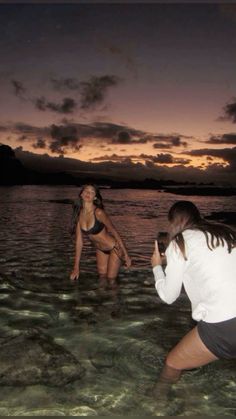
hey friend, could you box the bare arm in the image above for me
[96,208,131,267]
[70,220,83,280]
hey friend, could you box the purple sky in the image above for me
[0,2,236,184]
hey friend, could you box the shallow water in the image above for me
[0,186,236,416]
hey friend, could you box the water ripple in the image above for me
[0,186,235,415]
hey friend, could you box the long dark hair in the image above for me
[70,184,104,235]
[168,200,236,260]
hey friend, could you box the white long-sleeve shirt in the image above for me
[153,229,236,323]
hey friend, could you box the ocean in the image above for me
[0,185,235,416]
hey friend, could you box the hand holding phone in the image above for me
[157,231,169,256]
[151,240,162,267]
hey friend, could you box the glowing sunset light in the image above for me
[0,3,236,185]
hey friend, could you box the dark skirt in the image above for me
[197,317,236,359]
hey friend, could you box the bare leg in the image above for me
[152,326,218,398]
[164,326,218,373]
[106,248,121,283]
[96,249,109,288]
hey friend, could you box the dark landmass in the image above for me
[163,186,236,196]
[0,144,77,186]
[1,144,235,196]
[205,211,236,226]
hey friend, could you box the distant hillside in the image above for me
[0,144,28,185]
[0,144,77,186]
[0,144,169,188]
[1,144,236,195]
[163,186,236,196]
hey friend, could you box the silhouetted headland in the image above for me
[1,144,235,196]
[163,186,236,196]
[205,211,236,226]
[0,144,78,186]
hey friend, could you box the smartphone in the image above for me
[157,231,169,256]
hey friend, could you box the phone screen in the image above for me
[157,231,169,255]
[158,241,166,255]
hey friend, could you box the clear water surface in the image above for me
[0,186,235,416]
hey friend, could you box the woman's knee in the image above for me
[165,327,217,372]
[165,344,187,371]
[165,351,180,370]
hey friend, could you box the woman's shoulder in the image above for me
[95,207,106,218]
[182,229,207,245]
[183,229,204,238]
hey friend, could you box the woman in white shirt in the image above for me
[151,200,236,384]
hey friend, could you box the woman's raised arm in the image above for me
[70,220,83,280]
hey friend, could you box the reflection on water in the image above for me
[0,186,235,416]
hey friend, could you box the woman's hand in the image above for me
[151,240,162,268]
[124,255,132,269]
[70,267,80,281]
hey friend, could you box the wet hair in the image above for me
[70,184,104,235]
[168,200,236,260]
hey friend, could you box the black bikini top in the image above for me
[80,208,105,235]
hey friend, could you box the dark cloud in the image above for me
[11,74,120,114]
[49,123,81,154]
[5,121,80,155]
[70,122,144,142]
[92,152,190,165]
[205,133,236,145]
[14,123,35,133]
[92,153,143,163]
[50,75,122,111]
[171,136,188,147]
[112,130,148,144]
[6,120,145,152]
[11,79,26,98]
[153,153,174,164]
[187,147,236,167]
[153,135,188,149]
[32,138,46,149]
[152,153,190,165]
[80,75,120,110]
[13,122,47,136]
[140,153,190,165]
[116,131,131,144]
[2,120,191,157]
[92,153,126,162]
[220,99,236,123]
[35,97,77,114]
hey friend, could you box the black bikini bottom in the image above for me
[100,248,112,255]
[97,242,124,260]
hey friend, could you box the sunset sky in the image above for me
[0,2,236,184]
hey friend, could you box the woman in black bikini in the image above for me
[70,184,131,283]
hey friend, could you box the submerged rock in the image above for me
[0,329,85,386]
